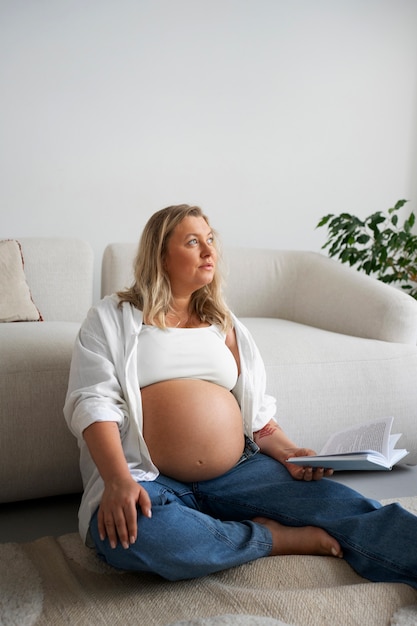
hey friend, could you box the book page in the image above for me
[319,417,393,456]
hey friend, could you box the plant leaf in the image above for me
[316,214,333,228]
[393,199,408,211]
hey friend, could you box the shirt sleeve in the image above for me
[231,314,277,435]
[63,305,128,440]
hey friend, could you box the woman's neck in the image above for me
[167,298,192,328]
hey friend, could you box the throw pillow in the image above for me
[0,239,42,322]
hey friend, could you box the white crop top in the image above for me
[137,324,238,390]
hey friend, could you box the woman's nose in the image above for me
[200,243,211,256]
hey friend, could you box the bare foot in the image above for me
[253,517,343,558]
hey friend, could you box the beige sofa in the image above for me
[2,240,416,500]
[0,238,93,503]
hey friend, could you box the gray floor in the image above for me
[1,465,416,544]
[329,462,417,499]
[0,492,81,543]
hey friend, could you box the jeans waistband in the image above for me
[236,436,260,466]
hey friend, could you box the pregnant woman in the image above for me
[64,204,417,586]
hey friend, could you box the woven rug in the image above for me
[1,497,417,626]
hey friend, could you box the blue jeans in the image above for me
[90,450,417,585]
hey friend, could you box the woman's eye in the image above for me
[187,236,214,246]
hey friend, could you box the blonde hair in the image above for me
[117,205,233,331]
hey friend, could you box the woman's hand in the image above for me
[82,421,153,549]
[277,447,334,481]
[253,420,333,482]
[98,476,152,549]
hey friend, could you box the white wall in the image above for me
[1,0,417,300]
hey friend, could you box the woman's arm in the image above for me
[83,422,152,549]
[253,419,333,481]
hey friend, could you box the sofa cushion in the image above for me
[0,239,42,322]
[18,238,94,323]
[0,322,82,501]
[241,317,417,464]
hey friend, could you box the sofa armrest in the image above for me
[224,248,417,345]
[290,252,417,344]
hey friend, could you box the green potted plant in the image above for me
[316,199,417,299]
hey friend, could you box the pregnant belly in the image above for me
[142,379,245,481]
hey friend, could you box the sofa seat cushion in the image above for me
[0,322,82,501]
[241,317,417,464]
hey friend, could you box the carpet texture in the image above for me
[390,605,417,626]
[1,497,417,626]
[169,616,294,625]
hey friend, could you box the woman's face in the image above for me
[164,215,217,297]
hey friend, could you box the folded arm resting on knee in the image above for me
[253,420,334,481]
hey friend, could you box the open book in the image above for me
[287,416,409,471]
